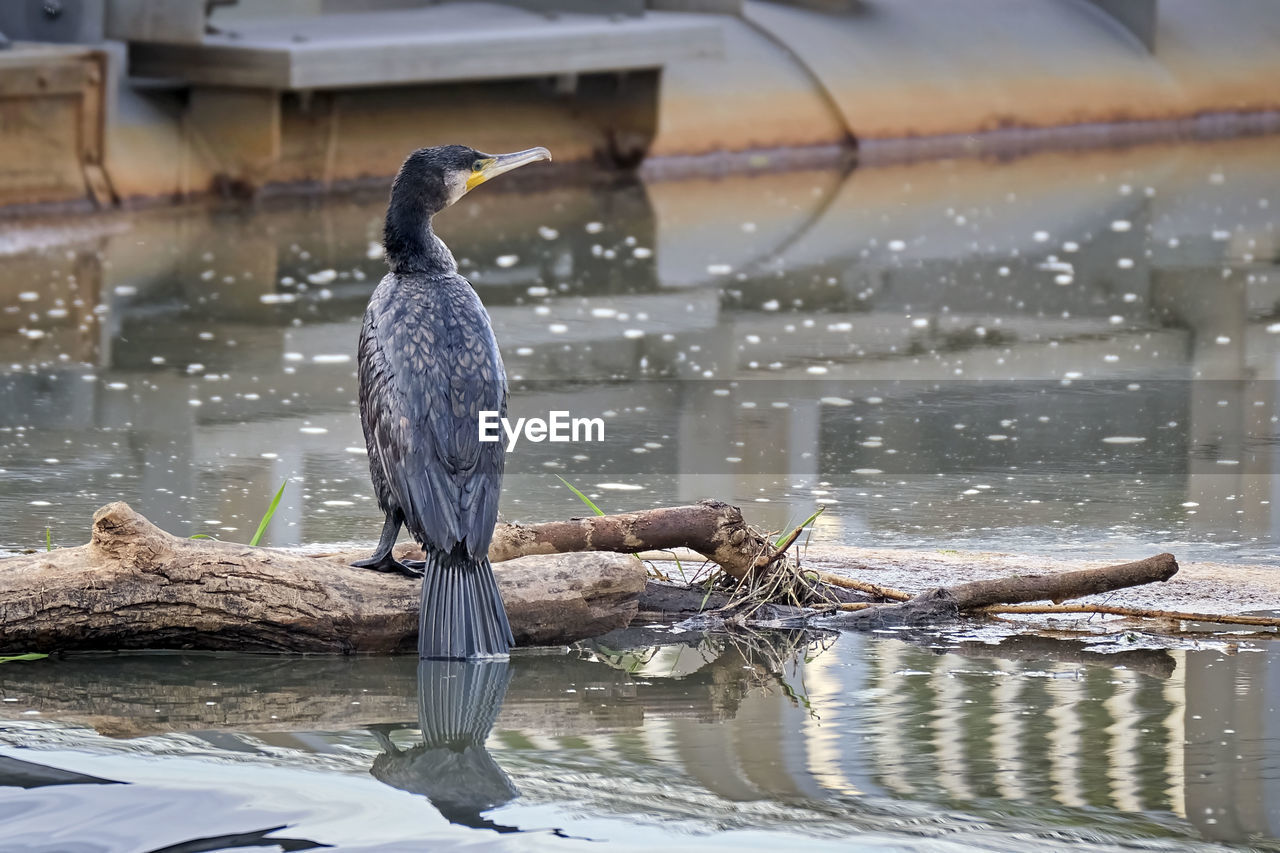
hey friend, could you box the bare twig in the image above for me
[811,572,912,602]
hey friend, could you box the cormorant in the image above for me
[354,144,551,659]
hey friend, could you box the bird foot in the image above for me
[402,559,426,571]
[351,554,423,579]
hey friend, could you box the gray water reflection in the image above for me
[2,137,1279,560]
[0,633,1278,849]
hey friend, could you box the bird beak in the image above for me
[465,147,552,193]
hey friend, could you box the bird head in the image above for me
[393,144,552,215]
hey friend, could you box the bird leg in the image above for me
[351,511,423,578]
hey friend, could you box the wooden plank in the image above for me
[128,12,722,90]
[0,46,110,209]
[0,51,89,97]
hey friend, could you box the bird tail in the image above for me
[419,545,513,659]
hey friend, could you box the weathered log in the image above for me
[0,502,644,654]
[817,553,1180,630]
[948,554,1180,608]
[487,500,776,579]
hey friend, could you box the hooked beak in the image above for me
[465,147,552,193]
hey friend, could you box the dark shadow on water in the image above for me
[0,755,121,789]
[139,826,331,853]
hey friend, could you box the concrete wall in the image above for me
[649,0,1280,158]
[4,0,1280,209]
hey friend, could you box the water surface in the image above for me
[3,137,1280,562]
[0,630,1277,851]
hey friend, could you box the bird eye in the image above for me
[472,160,484,172]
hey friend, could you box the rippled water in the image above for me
[1,630,1278,851]
[2,136,1280,562]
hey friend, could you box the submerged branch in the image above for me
[979,603,1280,628]
[811,571,911,602]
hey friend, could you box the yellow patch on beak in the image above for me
[465,159,495,193]
[464,147,552,195]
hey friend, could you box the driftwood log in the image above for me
[489,500,777,578]
[0,496,1203,655]
[0,502,644,654]
[816,554,1180,629]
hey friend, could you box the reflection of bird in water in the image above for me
[352,144,551,659]
[369,660,518,832]
[141,825,329,853]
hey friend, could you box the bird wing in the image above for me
[359,274,507,558]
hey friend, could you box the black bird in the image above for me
[354,144,551,659]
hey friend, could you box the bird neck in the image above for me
[384,206,457,276]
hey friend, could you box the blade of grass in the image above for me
[698,573,720,612]
[774,506,826,548]
[249,480,288,547]
[556,475,604,516]
[0,653,48,663]
[555,476,648,565]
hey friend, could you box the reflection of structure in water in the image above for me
[2,138,1280,549]
[370,660,519,832]
[501,633,1280,845]
[0,634,1278,843]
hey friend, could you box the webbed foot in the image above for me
[402,558,426,571]
[351,554,423,579]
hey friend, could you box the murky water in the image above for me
[5,136,1280,850]
[1,630,1279,851]
[2,136,1280,562]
